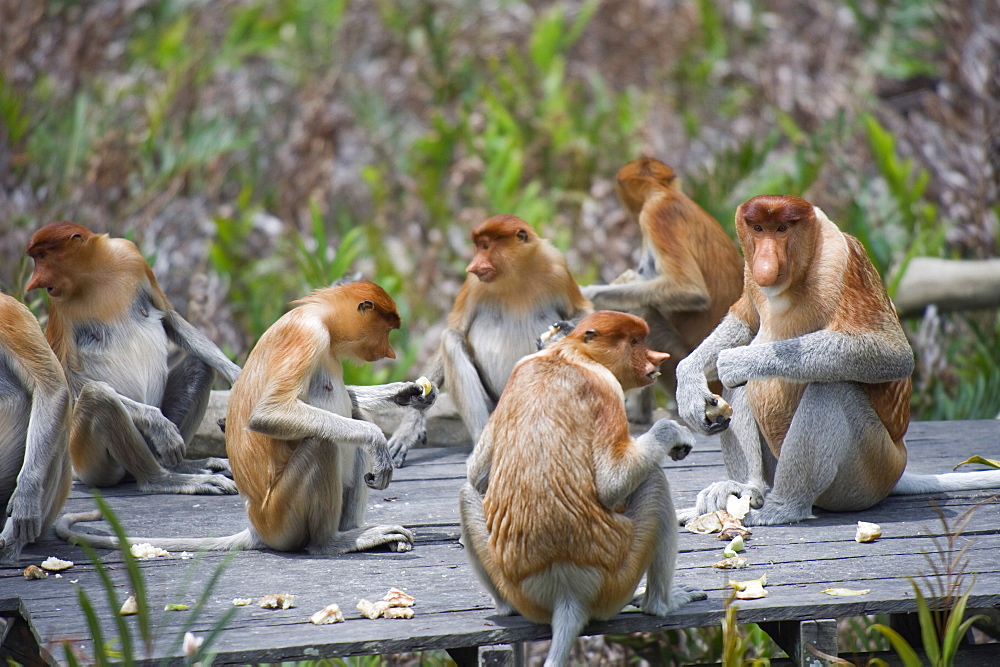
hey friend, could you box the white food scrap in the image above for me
[712,556,748,569]
[383,607,414,619]
[383,587,415,607]
[705,395,734,422]
[258,594,296,609]
[232,598,252,606]
[685,512,723,534]
[357,599,391,619]
[821,587,871,596]
[41,556,74,571]
[855,521,882,543]
[730,574,768,600]
[309,604,345,625]
[725,493,751,521]
[120,595,139,615]
[130,543,169,559]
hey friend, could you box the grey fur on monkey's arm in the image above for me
[162,309,242,385]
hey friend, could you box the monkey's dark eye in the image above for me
[777,225,787,233]
[631,338,638,345]
[754,225,763,232]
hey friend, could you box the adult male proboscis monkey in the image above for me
[676,194,1000,526]
[388,214,591,466]
[582,158,744,421]
[0,292,73,563]
[460,311,705,667]
[26,221,239,495]
[57,281,437,554]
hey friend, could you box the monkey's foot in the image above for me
[638,584,707,616]
[679,480,766,523]
[743,501,814,526]
[328,524,415,554]
[171,457,233,477]
[141,472,238,495]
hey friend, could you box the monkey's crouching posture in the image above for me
[27,221,240,495]
[460,311,704,667]
[57,282,436,555]
[389,214,591,466]
[0,294,73,563]
[676,195,1000,527]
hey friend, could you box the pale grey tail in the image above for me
[55,510,261,551]
[892,470,1000,495]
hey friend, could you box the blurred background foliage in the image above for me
[1,0,998,412]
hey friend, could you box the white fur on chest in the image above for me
[78,309,169,405]
[468,305,559,398]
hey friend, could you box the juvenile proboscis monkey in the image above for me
[0,293,73,563]
[57,282,436,554]
[460,311,705,667]
[676,194,1000,526]
[388,214,591,466]
[582,158,744,422]
[27,221,239,495]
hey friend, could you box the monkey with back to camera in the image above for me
[582,158,744,422]
[460,310,705,667]
[57,281,436,554]
[676,194,1000,526]
[388,214,591,466]
[0,292,73,563]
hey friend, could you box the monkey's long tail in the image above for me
[55,510,262,551]
[892,470,1000,495]
[543,596,589,667]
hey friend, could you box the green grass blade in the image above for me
[75,588,111,666]
[909,580,940,664]
[868,624,923,667]
[74,537,134,664]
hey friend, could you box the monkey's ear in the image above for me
[358,300,375,313]
[516,229,529,242]
[583,329,598,343]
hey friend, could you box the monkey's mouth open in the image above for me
[647,370,661,380]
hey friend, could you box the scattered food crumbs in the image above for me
[164,604,189,611]
[120,595,139,615]
[383,587,415,606]
[258,594,295,609]
[24,565,48,580]
[193,504,200,508]
[130,543,169,559]
[310,604,345,625]
[712,556,748,569]
[180,552,192,559]
[232,598,252,606]
[54,573,63,578]
[855,521,882,543]
[383,607,414,619]
[70,579,78,584]
[685,512,723,534]
[821,588,871,596]
[41,556,74,571]
[357,599,390,619]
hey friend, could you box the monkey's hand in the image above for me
[716,347,759,388]
[1,490,43,556]
[676,480,766,524]
[141,413,186,469]
[364,425,395,490]
[535,321,573,349]
[677,383,732,436]
[391,380,438,412]
[646,419,697,461]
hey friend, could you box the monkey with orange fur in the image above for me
[676,195,1000,526]
[582,158,743,422]
[389,214,591,466]
[460,311,704,667]
[57,282,436,554]
[27,221,238,495]
[0,292,73,563]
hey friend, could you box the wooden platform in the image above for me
[2,420,1000,665]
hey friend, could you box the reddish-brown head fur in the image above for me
[465,214,540,283]
[561,311,669,392]
[26,222,98,298]
[615,158,678,219]
[735,195,817,291]
[299,281,401,362]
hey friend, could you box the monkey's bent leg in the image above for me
[677,387,770,523]
[458,482,516,616]
[161,354,214,444]
[441,329,494,443]
[744,383,888,526]
[629,469,706,615]
[72,383,237,495]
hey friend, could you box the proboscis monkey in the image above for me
[0,293,73,563]
[26,221,239,495]
[388,214,591,466]
[460,311,705,667]
[675,194,1000,526]
[582,158,744,422]
[57,282,436,554]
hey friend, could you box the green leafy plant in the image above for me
[63,493,238,665]
[869,502,990,666]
